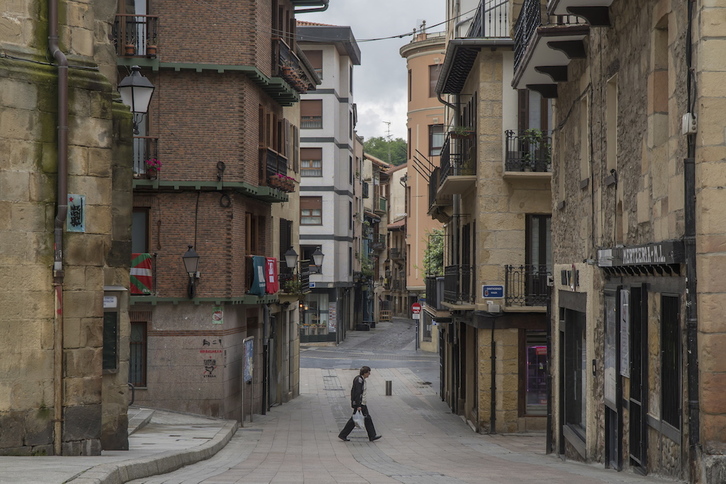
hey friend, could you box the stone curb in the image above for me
[65,420,239,484]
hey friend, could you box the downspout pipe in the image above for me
[49,0,69,457]
[684,0,699,473]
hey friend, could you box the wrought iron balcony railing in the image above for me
[261,148,290,188]
[425,275,446,311]
[389,248,405,260]
[466,0,510,39]
[444,264,475,304]
[275,38,315,94]
[279,259,310,295]
[113,14,159,58]
[133,136,159,177]
[439,132,477,188]
[371,234,385,251]
[505,264,551,306]
[514,0,587,73]
[504,130,552,172]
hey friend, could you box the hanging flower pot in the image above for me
[145,167,158,179]
[146,45,157,57]
[124,44,136,56]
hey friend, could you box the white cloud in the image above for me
[303,0,444,140]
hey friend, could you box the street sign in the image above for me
[482,285,504,298]
[411,303,421,314]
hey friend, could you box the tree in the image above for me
[422,228,444,276]
[363,136,407,166]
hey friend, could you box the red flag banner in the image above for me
[131,253,153,294]
[265,257,279,294]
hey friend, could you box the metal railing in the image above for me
[113,14,159,57]
[133,136,159,176]
[444,265,475,304]
[466,0,510,39]
[279,259,310,295]
[390,248,404,260]
[505,264,551,306]
[301,116,322,129]
[263,148,289,182]
[514,0,588,72]
[504,130,552,172]
[425,275,446,310]
[439,132,476,188]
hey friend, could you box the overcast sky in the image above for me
[303,0,445,141]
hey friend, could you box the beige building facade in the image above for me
[400,30,446,351]
[1,0,133,454]
[513,0,726,481]
[432,0,551,434]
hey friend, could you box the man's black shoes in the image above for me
[370,435,382,442]
[338,435,350,442]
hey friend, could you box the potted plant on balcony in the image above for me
[144,158,161,179]
[450,125,475,139]
[520,128,550,171]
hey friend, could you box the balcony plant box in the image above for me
[450,126,475,139]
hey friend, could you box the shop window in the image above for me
[301,292,329,331]
[661,295,681,430]
[129,322,147,387]
[564,309,586,436]
[522,331,547,416]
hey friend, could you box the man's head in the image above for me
[360,366,371,377]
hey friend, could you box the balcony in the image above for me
[113,14,159,58]
[371,234,386,252]
[389,248,405,260]
[275,38,317,94]
[547,0,613,26]
[505,264,551,307]
[437,133,477,197]
[261,148,290,186]
[443,264,475,306]
[425,276,447,311]
[133,136,159,178]
[279,260,310,297]
[504,130,552,174]
[376,196,387,215]
[513,0,589,98]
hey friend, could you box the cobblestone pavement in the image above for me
[128,319,682,484]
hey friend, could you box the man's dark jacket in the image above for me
[350,375,365,408]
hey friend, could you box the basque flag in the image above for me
[131,253,153,294]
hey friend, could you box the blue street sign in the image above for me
[482,285,504,298]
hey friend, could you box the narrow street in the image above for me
[128,319,680,484]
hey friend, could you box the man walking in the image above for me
[338,366,382,442]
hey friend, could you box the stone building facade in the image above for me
[432,0,551,434]
[1,0,133,454]
[513,0,726,481]
[120,0,322,419]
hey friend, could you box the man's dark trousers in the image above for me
[339,404,377,440]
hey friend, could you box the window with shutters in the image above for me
[304,50,323,78]
[300,197,322,225]
[301,100,323,129]
[429,64,442,98]
[429,124,444,156]
[301,148,322,177]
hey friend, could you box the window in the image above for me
[525,215,551,305]
[246,213,264,254]
[661,295,680,430]
[564,309,586,435]
[129,322,147,387]
[429,64,442,98]
[304,50,323,78]
[349,201,353,230]
[301,148,322,177]
[349,156,353,184]
[429,124,444,157]
[132,209,149,253]
[408,69,412,102]
[300,197,322,225]
[301,100,322,129]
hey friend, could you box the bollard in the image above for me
[385,380,392,396]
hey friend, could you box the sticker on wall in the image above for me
[212,306,224,324]
[67,194,85,232]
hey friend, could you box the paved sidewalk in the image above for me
[0,408,237,484]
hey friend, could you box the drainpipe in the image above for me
[49,0,69,457]
[684,0,699,473]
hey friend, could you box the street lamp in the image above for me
[118,65,155,134]
[181,245,200,299]
[284,247,299,270]
[312,247,324,273]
